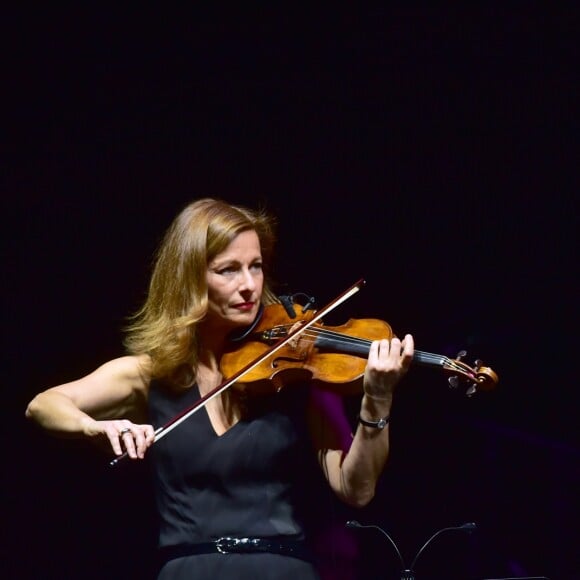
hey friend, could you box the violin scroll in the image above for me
[445,350,499,397]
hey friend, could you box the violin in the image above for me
[110,279,497,467]
[221,302,498,398]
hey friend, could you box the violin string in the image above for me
[276,325,374,351]
[273,324,371,346]
[273,324,481,379]
[270,325,465,370]
[276,324,416,353]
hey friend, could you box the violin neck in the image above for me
[315,332,449,369]
[412,350,449,369]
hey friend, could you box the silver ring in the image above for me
[119,427,131,436]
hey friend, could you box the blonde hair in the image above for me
[124,198,278,385]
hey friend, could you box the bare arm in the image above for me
[25,355,155,459]
[310,335,414,507]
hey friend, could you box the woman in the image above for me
[25,198,414,579]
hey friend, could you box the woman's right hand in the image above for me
[82,417,155,459]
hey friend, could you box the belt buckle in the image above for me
[215,537,259,554]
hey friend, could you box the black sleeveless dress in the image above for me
[148,382,322,580]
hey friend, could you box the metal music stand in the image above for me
[346,520,477,579]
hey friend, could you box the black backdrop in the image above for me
[2,5,577,580]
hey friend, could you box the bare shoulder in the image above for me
[89,354,152,390]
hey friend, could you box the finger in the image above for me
[128,425,156,458]
[109,431,124,456]
[135,425,155,458]
[368,339,394,368]
[376,338,400,367]
[402,334,414,353]
[387,337,402,359]
[102,421,128,456]
[368,339,380,364]
[144,425,156,446]
[131,428,146,459]
[121,430,138,459]
[401,334,415,367]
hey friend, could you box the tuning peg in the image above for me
[448,376,459,389]
[474,359,482,371]
[456,350,467,361]
[465,384,477,397]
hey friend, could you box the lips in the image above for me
[232,302,255,311]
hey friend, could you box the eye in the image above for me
[250,262,263,273]
[217,265,238,276]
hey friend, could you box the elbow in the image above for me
[25,396,38,421]
[342,486,376,509]
[25,394,44,422]
[352,490,376,509]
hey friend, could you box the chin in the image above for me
[234,310,259,326]
[219,307,258,330]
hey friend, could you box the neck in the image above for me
[197,320,228,357]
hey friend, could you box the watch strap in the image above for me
[357,415,390,430]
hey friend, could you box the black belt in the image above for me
[159,537,312,563]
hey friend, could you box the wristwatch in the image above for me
[357,415,390,430]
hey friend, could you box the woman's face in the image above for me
[205,229,264,333]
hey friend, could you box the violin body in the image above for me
[221,304,395,395]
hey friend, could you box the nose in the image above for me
[239,267,257,292]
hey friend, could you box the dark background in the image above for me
[2,5,577,580]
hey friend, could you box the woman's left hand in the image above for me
[363,334,414,399]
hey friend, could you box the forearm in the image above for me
[336,334,413,506]
[25,391,97,437]
[336,392,393,507]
